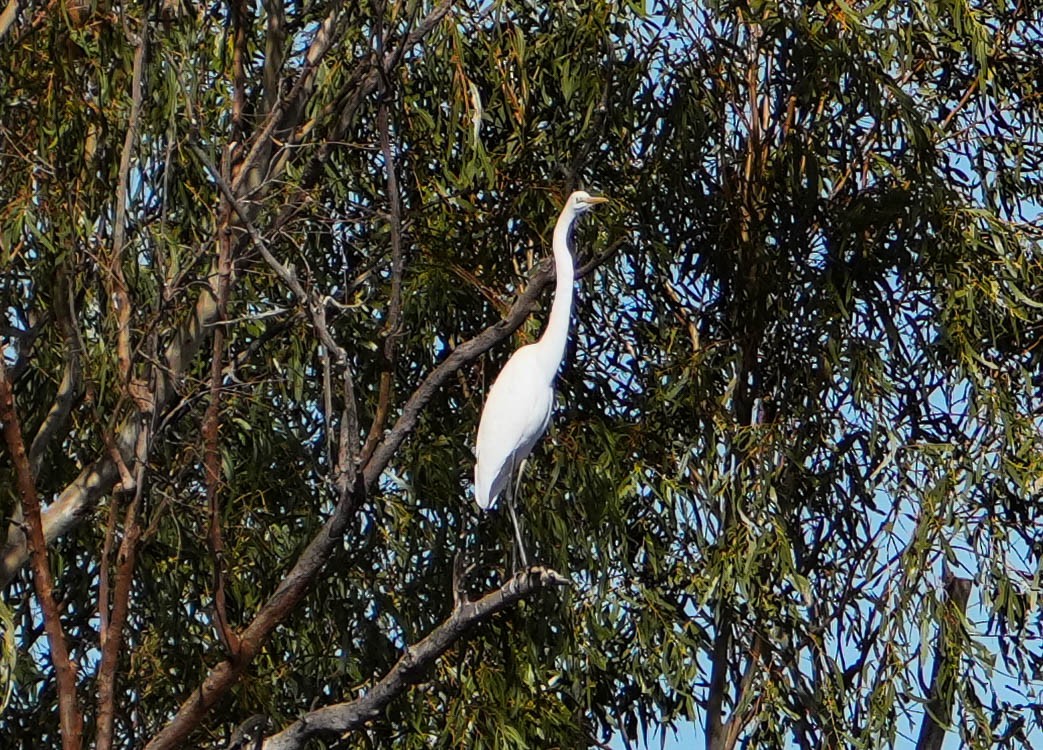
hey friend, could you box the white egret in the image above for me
[474,190,608,568]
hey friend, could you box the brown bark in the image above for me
[0,360,83,750]
[204,146,240,657]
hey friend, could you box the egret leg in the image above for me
[506,458,529,570]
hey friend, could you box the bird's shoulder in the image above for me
[483,345,554,406]
[496,343,552,380]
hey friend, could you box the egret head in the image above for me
[568,190,609,214]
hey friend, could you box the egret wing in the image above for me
[474,346,555,509]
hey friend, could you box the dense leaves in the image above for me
[1,1,1042,749]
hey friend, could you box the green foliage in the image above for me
[1,0,1042,748]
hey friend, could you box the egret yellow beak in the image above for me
[584,196,609,206]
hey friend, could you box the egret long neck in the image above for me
[536,207,576,376]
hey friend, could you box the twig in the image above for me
[359,96,406,466]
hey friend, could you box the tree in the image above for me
[1,1,1042,749]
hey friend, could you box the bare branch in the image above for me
[261,567,571,750]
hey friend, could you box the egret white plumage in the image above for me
[474,190,608,568]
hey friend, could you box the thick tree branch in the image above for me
[260,567,570,750]
[95,427,149,750]
[0,0,19,41]
[915,574,972,750]
[706,607,732,750]
[0,359,83,750]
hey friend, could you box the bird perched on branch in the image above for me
[474,190,608,568]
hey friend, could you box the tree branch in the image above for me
[705,606,732,750]
[0,359,83,750]
[359,95,406,466]
[260,567,570,750]
[0,0,20,41]
[204,145,240,657]
[107,29,147,399]
[94,426,149,750]
[914,573,972,750]
[230,0,249,140]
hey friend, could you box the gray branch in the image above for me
[261,567,570,750]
